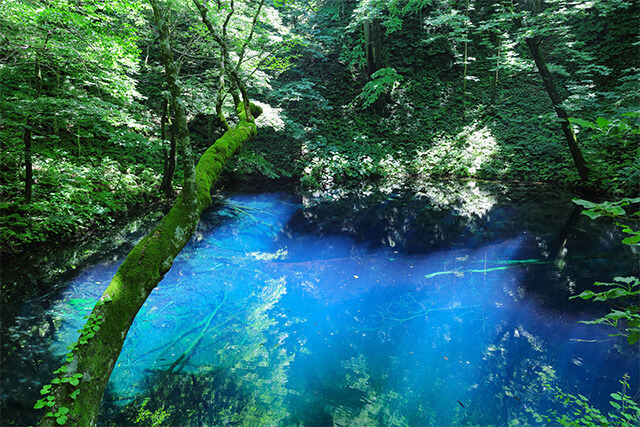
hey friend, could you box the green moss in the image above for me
[38,102,259,427]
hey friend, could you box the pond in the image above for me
[2,182,638,426]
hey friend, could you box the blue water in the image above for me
[3,191,639,426]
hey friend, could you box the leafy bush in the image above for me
[357,67,402,109]
[570,197,640,345]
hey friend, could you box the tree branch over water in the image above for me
[36,1,260,425]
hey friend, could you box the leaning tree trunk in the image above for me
[37,1,260,425]
[524,36,590,182]
[511,0,590,182]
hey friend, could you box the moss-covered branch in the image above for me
[36,1,261,425]
[38,108,260,427]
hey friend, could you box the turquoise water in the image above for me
[2,189,638,425]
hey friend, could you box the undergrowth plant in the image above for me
[537,197,640,426]
[570,197,640,347]
[536,375,640,427]
[34,296,111,425]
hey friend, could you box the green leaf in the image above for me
[572,198,597,208]
[609,401,621,410]
[56,407,69,416]
[581,210,603,219]
[613,276,639,285]
[622,234,640,245]
[596,117,611,129]
[573,290,595,300]
[34,399,46,409]
[610,392,623,401]
[608,205,626,216]
[627,318,640,328]
[605,288,628,300]
[627,331,639,345]
[568,118,597,130]
[606,310,629,321]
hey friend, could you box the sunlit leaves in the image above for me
[572,276,640,344]
[573,197,640,220]
[1,0,144,104]
[358,67,402,109]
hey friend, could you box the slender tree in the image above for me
[510,0,591,181]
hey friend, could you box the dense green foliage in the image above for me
[1,0,638,251]
[537,375,640,426]
[571,197,640,347]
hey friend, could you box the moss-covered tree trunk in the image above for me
[37,1,260,425]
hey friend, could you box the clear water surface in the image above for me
[2,184,638,426]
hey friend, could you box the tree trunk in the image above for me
[524,36,590,182]
[37,1,260,425]
[25,54,43,204]
[159,98,177,197]
[511,0,591,182]
[489,30,500,107]
[24,120,32,203]
[363,19,383,78]
[363,19,387,115]
[192,0,259,122]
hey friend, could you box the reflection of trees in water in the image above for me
[462,325,558,425]
[101,275,299,426]
[291,183,577,254]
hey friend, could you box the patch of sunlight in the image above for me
[414,124,500,179]
[253,101,285,131]
[249,248,289,261]
[464,125,499,175]
[413,180,497,219]
[263,6,289,37]
[501,37,531,72]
